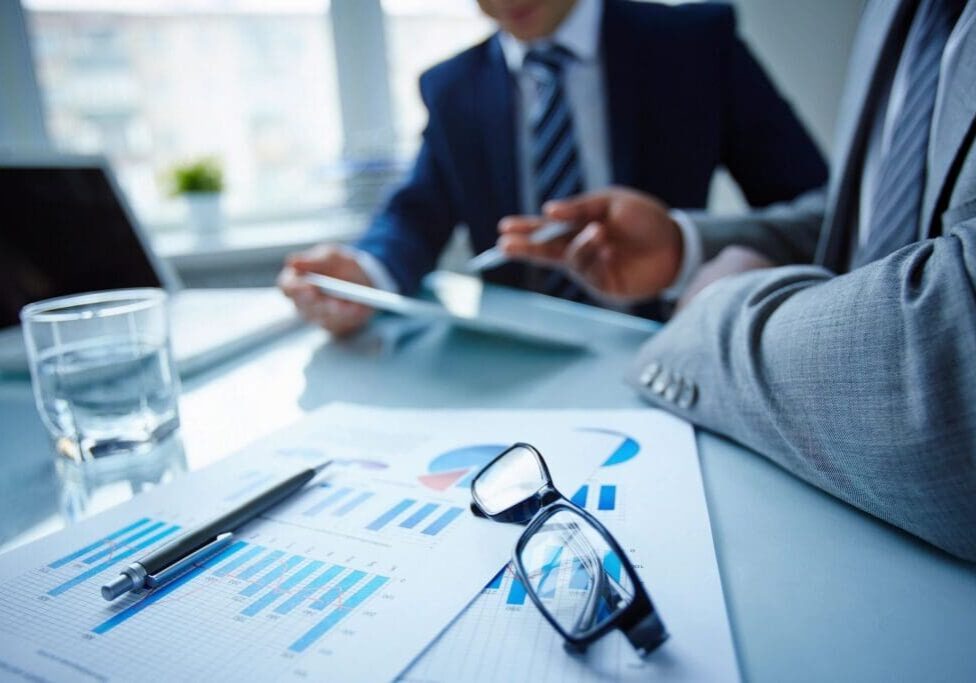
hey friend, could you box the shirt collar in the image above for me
[498,0,603,73]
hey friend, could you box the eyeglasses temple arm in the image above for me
[620,604,669,656]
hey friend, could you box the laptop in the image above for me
[0,153,301,377]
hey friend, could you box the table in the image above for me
[1,283,974,682]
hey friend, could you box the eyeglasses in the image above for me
[470,443,668,656]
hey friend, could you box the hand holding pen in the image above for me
[466,221,575,273]
[489,190,684,301]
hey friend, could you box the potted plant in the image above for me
[168,157,224,231]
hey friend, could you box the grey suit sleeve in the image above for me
[629,219,976,561]
[685,187,827,265]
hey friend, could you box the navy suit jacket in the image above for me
[356,0,828,300]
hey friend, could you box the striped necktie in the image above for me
[523,44,583,296]
[853,0,963,267]
[525,45,583,207]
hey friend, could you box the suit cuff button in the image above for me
[677,381,698,409]
[664,375,683,403]
[639,361,661,387]
[650,370,670,395]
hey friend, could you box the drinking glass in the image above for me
[21,288,181,463]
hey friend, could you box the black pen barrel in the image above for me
[139,468,315,574]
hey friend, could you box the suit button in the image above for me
[677,381,698,409]
[651,370,670,395]
[664,375,683,403]
[639,361,661,387]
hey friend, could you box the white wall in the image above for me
[708,0,864,213]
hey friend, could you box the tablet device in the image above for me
[301,273,588,350]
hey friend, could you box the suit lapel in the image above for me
[922,4,976,237]
[818,0,910,267]
[601,1,639,186]
[480,36,520,220]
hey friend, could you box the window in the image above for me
[23,0,497,233]
[381,0,492,154]
[26,0,343,230]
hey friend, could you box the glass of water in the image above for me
[21,288,181,464]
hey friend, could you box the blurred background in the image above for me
[0,0,862,285]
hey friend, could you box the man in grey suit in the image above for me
[500,0,976,562]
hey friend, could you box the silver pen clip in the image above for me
[145,532,235,589]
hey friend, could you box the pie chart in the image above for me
[576,428,640,467]
[419,444,507,491]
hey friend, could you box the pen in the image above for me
[465,221,573,273]
[100,462,330,601]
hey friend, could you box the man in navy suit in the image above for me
[279,0,827,334]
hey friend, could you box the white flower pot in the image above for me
[184,192,222,232]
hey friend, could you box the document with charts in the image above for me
[402,409,740,682]
[0,404,622,683]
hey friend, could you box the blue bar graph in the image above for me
[48,518,151,568]
[275,565,345,615]
[333,491,373,516]
[598,485,617,511]
[571,485,588,508]
[367,499,415,531]
[310,570,366,610]
[237,550,285,580]
[421,507,463,536]
[303,487,353,517]
[241,560,324,617]
[507,576,527,605]
[603,551,622,583]
[92,540,247,634]
[240,555,305,597]
[400,503,439,529]
[570,558,590,590]
[212,545,266,577]
[48,525,181,597]
[289,575,389,653]
[485,568,505,590]
[81,521,166,564]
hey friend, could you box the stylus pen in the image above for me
[465,221,573,273]
[100,462,330,601]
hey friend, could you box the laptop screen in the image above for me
[0,165,163,329]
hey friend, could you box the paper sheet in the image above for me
[402,409,740,682]
[0,404,662,682]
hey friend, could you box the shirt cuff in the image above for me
[337,246,400,293]
[659,209,703,301]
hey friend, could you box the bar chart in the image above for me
[367,498,464,536]
[39,518,394,657]
[292,482,466,539]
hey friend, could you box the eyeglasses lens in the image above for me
[473,444,549,516]
[518,509,635,639]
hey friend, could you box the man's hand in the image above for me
[497,187,683,302]
[675,245,775,312]
[277,245,374,336]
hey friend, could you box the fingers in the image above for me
[301,295,373,336]
[498,231,572,266]
[277,265,312,298]
[278,242,377,335]
[284,283,373,335]
[564,222,612,291]
[286,245,346,275]
[498,215,547,235]
[542,191,612,224]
